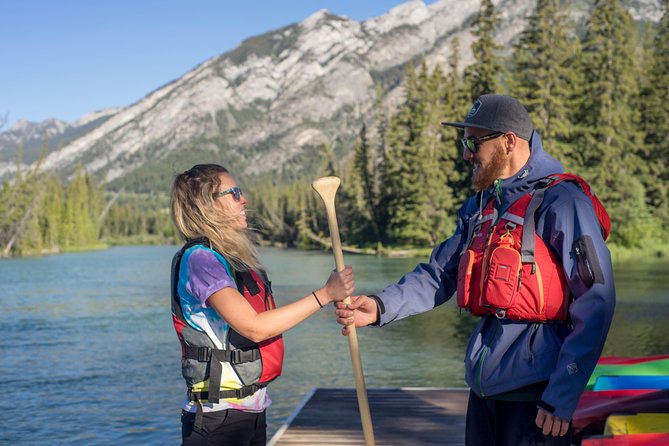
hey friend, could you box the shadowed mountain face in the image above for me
[0,0,663,192]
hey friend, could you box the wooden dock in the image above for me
[269,387,469,445]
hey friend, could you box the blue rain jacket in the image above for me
[375,132,616,420]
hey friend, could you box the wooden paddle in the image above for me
[312,176,375,446]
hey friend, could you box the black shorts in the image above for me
[181,408,267,446]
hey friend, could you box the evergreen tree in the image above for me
[421,64,458,242]
[350,123,379,241]
[60,165,102,248]
[373,83,391,243]
[319,143,338,178]
[384,61,456,245]
[250,178,278,243]
[0,180,12,253]
[577,0,651,246]
[0,144,45,256]
[508,0,581,167]
[384,63,428,245]
[442,37,473,207]
[20,198,43,253]
[464,0,503,100]
[38,176,64,251]
[295,181,314,248]
[639,0,669,229]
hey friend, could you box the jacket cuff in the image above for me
[368,295,385,326]
[537,400,555,414]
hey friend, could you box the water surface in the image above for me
[1,246,667,444]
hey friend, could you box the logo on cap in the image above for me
[467,100,482,119]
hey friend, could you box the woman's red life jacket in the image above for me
[171,240,284,403]
[456,174,609,322]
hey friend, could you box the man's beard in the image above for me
[472,145,508,191]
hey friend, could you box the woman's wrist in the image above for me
[315,286,332,305]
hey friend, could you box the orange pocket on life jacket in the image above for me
[457,249,475,308]
[481,246,521,310]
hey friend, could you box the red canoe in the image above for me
[596,355,669,366]
[572,389,669,443]
[581,433,669,445]
[576,389,656,412]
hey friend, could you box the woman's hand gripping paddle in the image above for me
[312,176,375,446]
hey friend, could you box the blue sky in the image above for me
[1,0,436,129]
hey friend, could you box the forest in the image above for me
[1,0,668,258]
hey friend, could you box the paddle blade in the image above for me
[311,176,341,205]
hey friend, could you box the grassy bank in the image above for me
[62,243,110,253]
[608,243,669,263]
[6,237,668,264]
[6,243,109,258]
[103,234,177,246]
[352,242,669,262]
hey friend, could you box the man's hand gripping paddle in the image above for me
[312,176,375,446]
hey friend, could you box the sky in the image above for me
[1,0,436,130]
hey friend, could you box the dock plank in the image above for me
[269,387,468,445]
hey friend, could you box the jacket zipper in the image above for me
[476,321,499,397]
[535,261,544,316]
[527,323,540,364]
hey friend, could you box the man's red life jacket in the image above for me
[171,240,284,403]
[457,174,610,322]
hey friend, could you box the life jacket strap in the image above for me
[188,384,266,403]
[184,345,261,364]
[461,200,498,255]
[191,393,204,430]
[521,185,548,269]
[236,270,261,295]
[201,349,266,403]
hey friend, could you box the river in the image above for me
[1,245,667,445]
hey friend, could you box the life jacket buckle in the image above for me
[495,309,507,319]
[236,384,263,399]
[231,349,243,364]
[197,347,212,362]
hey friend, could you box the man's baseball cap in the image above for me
[441,94,534,141]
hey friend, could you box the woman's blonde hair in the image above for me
[171,164,262,271]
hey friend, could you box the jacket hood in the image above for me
[480,131,563,209]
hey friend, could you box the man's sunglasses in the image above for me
[214,186,243,201]
[461,132,505,153]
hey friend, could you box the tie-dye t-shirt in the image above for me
[177,244,271,413]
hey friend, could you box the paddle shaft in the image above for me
[312,176,375,446]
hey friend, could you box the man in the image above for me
[335,94,615,445]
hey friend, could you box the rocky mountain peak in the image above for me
[1,0,663,189]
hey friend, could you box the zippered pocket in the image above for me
[457,249,475,308]
[573,235,604,288]
[481,245,521,310]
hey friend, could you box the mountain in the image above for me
[0,0,663,192]
[0,108,118,171]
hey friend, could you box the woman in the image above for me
[170,164,354,445]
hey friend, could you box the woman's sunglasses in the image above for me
[461,132,505,153]
[214,186,243,202]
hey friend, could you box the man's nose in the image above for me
[463,146,474,161]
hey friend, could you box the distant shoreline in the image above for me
[4,237,667,264]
